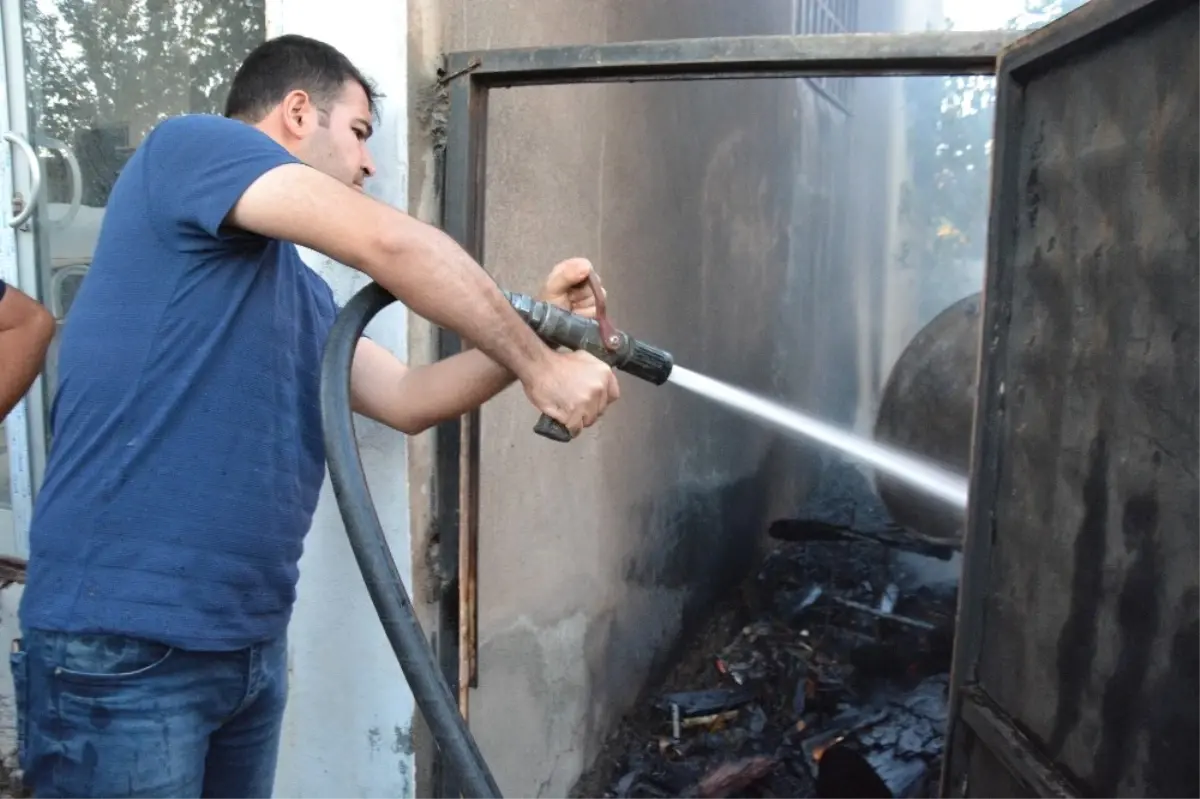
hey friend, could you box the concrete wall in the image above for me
[470,71,809,798]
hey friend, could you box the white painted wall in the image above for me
[266,0,416,795]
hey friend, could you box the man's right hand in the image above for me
[523,349,621,438]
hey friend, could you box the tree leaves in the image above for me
[23,0,264,205]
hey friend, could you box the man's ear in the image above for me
[280,89,313,137]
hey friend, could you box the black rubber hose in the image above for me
[319,281,503,799]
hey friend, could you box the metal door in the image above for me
[943,0,1199,795]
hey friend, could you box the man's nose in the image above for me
[361,151,377,178]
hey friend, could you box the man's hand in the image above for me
[351,255,621,437]
[530,257,621,436]
[523,349,621,438]
[538,257,606,318]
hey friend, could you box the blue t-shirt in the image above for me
[20,114,339,651]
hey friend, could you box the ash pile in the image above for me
[574,461,961,799]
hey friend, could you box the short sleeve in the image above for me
[142,114,301,241]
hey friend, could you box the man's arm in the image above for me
[350,258,608,434]
[350,338,514,434]
[0,281,55,420]
[228,163,616,435]
[230,165,547,387]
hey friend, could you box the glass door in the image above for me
[0,0,266,555]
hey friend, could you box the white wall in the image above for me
[265,0,416,795]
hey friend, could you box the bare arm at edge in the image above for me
[0,285,55,420]
[227,163,551,387]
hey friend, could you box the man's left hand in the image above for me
[538,257,605,318]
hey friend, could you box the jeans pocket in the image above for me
[9,642,28,768]
[51,633,174,685]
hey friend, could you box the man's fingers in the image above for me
[554,257,593,286]
[548,351,619,437]
[578,398,597,431]
[565,282,602,303]
[593,388,607,420]
[592,368,618,423]
[607,370,621,401]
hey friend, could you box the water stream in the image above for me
[667,366,970,510]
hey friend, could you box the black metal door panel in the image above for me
[944,0,1199,796]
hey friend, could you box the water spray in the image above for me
[667,366,969,510]
[504,274,968,511]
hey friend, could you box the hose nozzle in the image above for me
[503,287,673,442]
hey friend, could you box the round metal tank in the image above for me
[873,292,982,544]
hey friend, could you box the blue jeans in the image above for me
[11,629,288,798]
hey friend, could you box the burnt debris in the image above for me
[573,461,960,799]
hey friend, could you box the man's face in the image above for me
[299,81,376,190]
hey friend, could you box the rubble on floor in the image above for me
[572,461,960,799]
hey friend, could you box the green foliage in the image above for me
[22,0,264,203]
[900,0,1087,316]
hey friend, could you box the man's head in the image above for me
[225,35,382,190]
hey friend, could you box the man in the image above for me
[0,279,55,421]
[14,34,620,798]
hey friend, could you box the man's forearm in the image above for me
[0,327,53,419]
[379,223,552,381]
[365,348,516,434]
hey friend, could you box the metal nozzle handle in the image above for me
[534,414,573,442]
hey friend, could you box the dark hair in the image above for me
[224,34,382,123]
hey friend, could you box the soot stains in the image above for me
[1144,588,1199,797]
[1093,492,1161,795]
[1047,433,1108,756]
